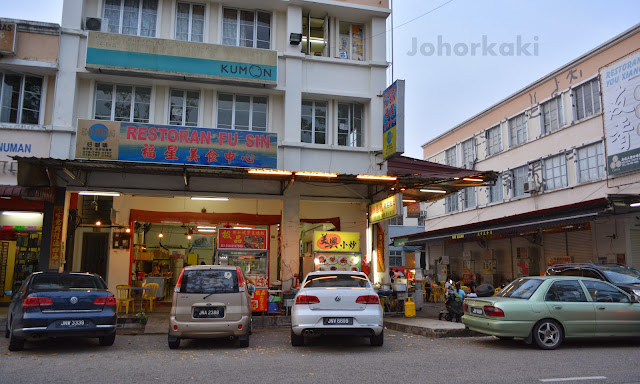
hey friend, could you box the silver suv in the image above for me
[168,265,255,349]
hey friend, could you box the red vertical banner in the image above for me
[376,223,385,272]
[49,206,64,270]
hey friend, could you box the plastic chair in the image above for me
[494,287,502,295]
[142,283,159,312]
[431,286,444,303]
[116,285,133,314]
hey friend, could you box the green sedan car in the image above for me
[462,276,640,349]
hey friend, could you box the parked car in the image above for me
[546,263,640,298]
[462,276,640,349]
[167,265,255,349]
[290,271,384,347]
[5,272,117,351]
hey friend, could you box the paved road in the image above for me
[1,329,639,384]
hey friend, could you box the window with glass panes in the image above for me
[489,174,503,203]
[217,94,267,131]
[508,113,527,147]
[222,8,271,49]
[301,100,327,144]
[104,0,158,37]
[543,154,567,191]
[337,103,363,147]
[486,125,502,156]
[445,193,458,213]
[175,2,204,42]
[388,215,404,225]
[169,90,199,126]
[338,22,364,61]
[0,72,42,124]
[94,83,150,123]
[389,250,403,267]
[463,187,476,209]
[445,146,457,166]
[574,79,601,120]
[577,142,605,183]
[512,165,528,197]
[542,96,563,134]
[462,138,474,168]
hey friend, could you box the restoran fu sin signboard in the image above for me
[75,119,277,169]
[368,193,402,224]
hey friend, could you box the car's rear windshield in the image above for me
[496,278,542,299]
[601,266,640,284]
[303,274,371,288]
[31,274,106,290]
[181,269,239,294]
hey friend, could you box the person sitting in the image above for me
[454,282,466,302]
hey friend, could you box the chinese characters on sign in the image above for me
[368,194,402,224]
[75,119,278,169]
[312,231,360,252]
[382,80,405,160]
[217,228,267,250]
[376,223,385,272]
[600,52,640,176]
[49,206,64,270]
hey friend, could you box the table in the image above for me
[377,290,404,313]
[130,286,148,312]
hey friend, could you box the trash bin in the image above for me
[404,297,416,318]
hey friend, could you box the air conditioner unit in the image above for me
[523,181,540,194]
[84,17,109,32]
[419,211,427,217]
[523,182,532,193]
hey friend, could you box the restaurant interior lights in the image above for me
[247,169,293,176]
[295,171,338,178]
[190,197,229,201]
[402,199,417,203]
[78,191,121,197]
[631,202,640,207]
[356,175,397,181]
[420,189,447,194]
[2,211,43,217]
[196,225,217,233]
[462,178,484,182]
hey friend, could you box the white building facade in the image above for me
[411,25,640,285]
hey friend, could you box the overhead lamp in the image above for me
[403,199,417,203]
[462,178,484,182]
[95,220,102,226]
[2,211,42,217]
[233,226,253,230]
[631,202,640,207]
[420,189,447,194]
[78,191,121,197]
[289,32,303,45]
[248,169,293,176]
[295,171,338,178]
[197,226,217,229]
[125,228,131,233]
[198,229,217,233]
[158,232,164,238]
[356,175,397,181]
[190,197,229,201]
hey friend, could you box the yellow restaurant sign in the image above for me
[368,193,402,224]
[313,231,360,252]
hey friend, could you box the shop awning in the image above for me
[401,198,609,246]
[0,185,56,203]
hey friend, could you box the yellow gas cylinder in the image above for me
[404,296,416,317]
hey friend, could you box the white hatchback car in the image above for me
[290,271,384,346]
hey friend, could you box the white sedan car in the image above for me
[290,271,384,346]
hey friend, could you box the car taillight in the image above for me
[295,295,320,305]
[463,302,469,312]
[22,297,53,308]
[483,305,505,317]
[236,267,246,293]
[355,295,380,304]
[94,296,117,306]
[174,268,185,293]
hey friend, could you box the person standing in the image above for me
[423,273,433,302]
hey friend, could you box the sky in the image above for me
[3,0,640,159]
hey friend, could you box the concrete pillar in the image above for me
[281,188,300,291]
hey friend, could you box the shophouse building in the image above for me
[404,24,640,286]
[0,18,60,303]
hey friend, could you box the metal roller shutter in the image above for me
[568,230,593,264]
[544,233,567,267]
[631,230,640,269]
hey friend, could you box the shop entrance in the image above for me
[81,232,108,278]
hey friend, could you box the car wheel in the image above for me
[238,330,250,348]
[533,319,563,350]
[168,334,180,349]
[291,329,304,347]
[370,330,384,347]
[8,322,24,352]
[99,333,116,346]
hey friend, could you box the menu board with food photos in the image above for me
[314,252,362,272]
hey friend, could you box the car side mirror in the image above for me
[248,284,256,296]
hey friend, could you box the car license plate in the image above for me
[193,307,224,319]
[58,319,86,327]
[471,307,483,315]
[323,317,353,325]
